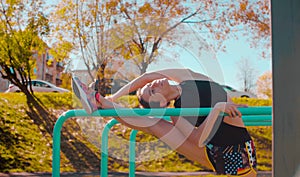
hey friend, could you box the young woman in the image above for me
[72,68,257,176]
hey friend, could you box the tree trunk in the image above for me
[97,60,107,96]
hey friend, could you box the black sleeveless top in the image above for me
[173,80,251,146]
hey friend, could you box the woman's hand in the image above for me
[214,102,248,117]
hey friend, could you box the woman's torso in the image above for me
[173,80,251,146]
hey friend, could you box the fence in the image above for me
[52,107,272,177]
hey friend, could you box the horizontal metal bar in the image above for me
[63,106,272,118]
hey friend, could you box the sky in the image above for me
[216,37,271,90]
[72,24,271,93]
[145,25,272,92]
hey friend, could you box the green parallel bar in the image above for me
[52,107,271,118]
[245,121,272,126]
[129,130,138,177]
[52,106,272,177]
[88,106,272,117]
[242,115,272,122]
[101,119,119,177]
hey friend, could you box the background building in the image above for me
[34,50,64,86]
[0,50,65,92]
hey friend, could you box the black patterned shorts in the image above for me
[206,140,257,175]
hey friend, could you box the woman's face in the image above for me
[139,78,170,106]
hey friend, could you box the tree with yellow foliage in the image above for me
[0,0,49,99]
[109,0,271,73]
[50,0,271,95]
[256,71,272,99]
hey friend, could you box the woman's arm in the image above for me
[198,102,247,147]
[107,72,164,101]
[109,68,211,101]
[144,68,211,83]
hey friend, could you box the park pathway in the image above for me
[0,171,272,177]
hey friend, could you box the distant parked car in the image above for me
[5,80,70,93]
[221,85,256,98]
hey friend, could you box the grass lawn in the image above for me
[0,93,272,173]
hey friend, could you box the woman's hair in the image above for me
[136,88,170,108]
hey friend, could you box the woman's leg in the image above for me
[72,78,213,168]
[99,96,212,167]
[122,117,213,168]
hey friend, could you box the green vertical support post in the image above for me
[52,116,64,177]
[129,130,138,177]
[52,110,79,177]
[101,119,119,177]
